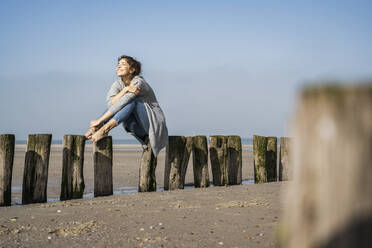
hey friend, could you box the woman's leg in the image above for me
[123,100,150,145]
[133,98,150,133]
[90,98,137,142]
[85,100,136,140]
[124,114,148,143]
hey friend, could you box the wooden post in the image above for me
[139,139,157,192]
[281,85,372,248]
[22,134,52,205]
[0,134,15,206]
[253,135,267,183]
[226,135,242,185]
[60,135,85,200]
[209,136,227,186]
[93,136,113,197]
[164,136,192,190]
[279,137,291,181]
[181,137,193,186]
[266,136,277,182]
[192,136,209,188]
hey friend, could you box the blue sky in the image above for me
[1,0,371,140]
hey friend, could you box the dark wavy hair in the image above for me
[118,55,141,77]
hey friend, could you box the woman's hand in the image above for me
[90,119,102,128]
[127,85,140,95]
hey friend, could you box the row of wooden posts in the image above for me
[0,134,291,206]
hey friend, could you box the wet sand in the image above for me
[0,145,287,247]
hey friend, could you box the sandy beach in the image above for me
[0,145,287,247]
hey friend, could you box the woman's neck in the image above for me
[121,75,133,86]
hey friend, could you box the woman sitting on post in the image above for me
[85,55,168,157]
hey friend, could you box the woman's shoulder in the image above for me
[131,75,149,86]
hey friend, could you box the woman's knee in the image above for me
[112,98,138,124]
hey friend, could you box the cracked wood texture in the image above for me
[22,134,52,205]
[279,137,291,181]
[192,136,209,188]
[209,136,227,186]
[139,139,157,192]
[0,134,15,206]
[282,84,372,248]
[60,135,86,200]
[253,135,268,183]
[93,136,113,197]
[226,135,242,185]
[266,136,277,182]
[164,136,192,190]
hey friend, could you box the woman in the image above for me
[85,55,168,157]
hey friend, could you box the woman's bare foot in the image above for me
[85,127,96,140]
[84,123,103,140]
[90,119,118,143]
[90,128,108,142]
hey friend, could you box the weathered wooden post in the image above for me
[279,137,291,181]
[93,136,113,197]
[253,135,268,183]
[139,139,157,192]
[192,136,209,187]
[164,136,192,190]
[266,136,277,182]
[181,137,193,186]
[0,134,15,206]
[60,135,85,200]
[281,84,372,248]
[22,134,52,205]
[226,135,242,185]
[209,136,227,186]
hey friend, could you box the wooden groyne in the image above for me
[60,135,85,200]
[93,136,113,197]
[0,133,290,206]
[139,138,157,192]
[22,134,52,205]
[164,136,192,190]
[0,134,15,206]
[209,135,242,186]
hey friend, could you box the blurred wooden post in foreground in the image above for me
[226,136,242,185]
[60,135,85,200]
[192,136,209,187]
[253,135,268,183]
[22,134,52,205]
[209,136,227,186]
[164,136,192,190]
[266,136,277,182]
[139,139,157,192]
[93,136,113,197]
[282,85,372,248]
[0,134,15,206]
[279,137,291,181]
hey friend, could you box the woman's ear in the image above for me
[130,67,136,74]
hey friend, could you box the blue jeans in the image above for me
[103,98,149,142]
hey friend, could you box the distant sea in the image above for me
[15,138,255,145]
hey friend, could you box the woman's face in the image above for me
[116,59,132,77]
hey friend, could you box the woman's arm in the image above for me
[108,80,143,116]
[111,84,140,105]
[90,84,140,127]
